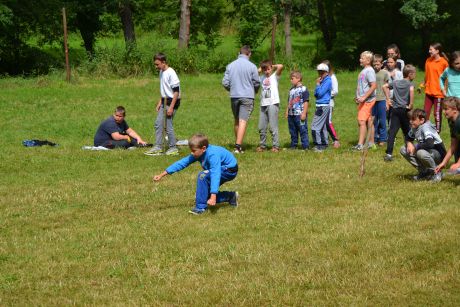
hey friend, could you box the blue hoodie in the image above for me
[314,75,332,105]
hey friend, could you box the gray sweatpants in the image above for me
[258,104,280,148]
[400,146,442,174]
[154,105,177,148]
[311,106,330,146]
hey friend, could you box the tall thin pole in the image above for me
[270,15,277,62]
[62,7,71,82]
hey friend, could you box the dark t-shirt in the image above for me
[390,79,413,109]
[449,115,460,140]
[94,116,129,146]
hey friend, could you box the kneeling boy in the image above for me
[153,134,239,215]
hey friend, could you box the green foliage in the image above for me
[235,0,275,48]
[400,0,449,29]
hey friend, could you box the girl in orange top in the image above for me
[423,42,449,132]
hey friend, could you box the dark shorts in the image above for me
[231,98,254,121]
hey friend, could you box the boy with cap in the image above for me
[311,63,332,151]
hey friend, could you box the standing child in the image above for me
[383,44,405,71]
[311,63,332,152]
[146,53,181,156]
[322,60,340,148]
[435,97,460,175]
[257,60,284,152]
[383,64,416,161]
[422,43,449,132]
[400,109,446,182]
[440,51,460,98]
[352,51,377,151]
[371,54,391,147]
[286,71,310,150]
[153,133,239,215]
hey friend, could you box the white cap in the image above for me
[316,63,329,72]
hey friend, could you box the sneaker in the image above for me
[430,172,443,183]
[188,208,206,215]
[368,143,377,151]
[313,146,324,153]
[333,140,341,148]
[351,144,363,151]
[234,144,244,154]
[144,146,163,156]
[412,170,431,181]
[165,147,179,156]
[383,154,393,162]
[271,147,280,153]
[229,191,239,207]
[256,146,266,152]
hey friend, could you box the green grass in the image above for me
[1,71,459,305]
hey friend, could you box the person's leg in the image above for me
[400,145,421,169]
[154,106,165,147]
[327,106,339,142]
[299,115,309,149]
[416,149,441,174]
[357,101,374,145]
[268,104,280,148]
[386,109,401,155]
[235,98,254,148]
[320,106,330,147]
[372,103,379,143]
[400,109,411,140]
[377,101,388,143]
[103,139,131,149]
[311,108,321,146]
[434,97,443,132]
[424,94,434,121]
[216,170,238,204]
[358,120,367,145]
[195,170,211,210]
[258,106,269,148]
[288,115,298,148]
[166,109,177,149]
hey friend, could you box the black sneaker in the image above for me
[188,208,206,215]
[229,191,239,207]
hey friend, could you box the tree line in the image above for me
[0,0,458,75]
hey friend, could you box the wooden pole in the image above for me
[62,7,71,82]
[270,15,277,62]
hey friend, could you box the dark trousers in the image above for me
[288,115,309,149]
[386,108,410,155]
[103,137,138,149]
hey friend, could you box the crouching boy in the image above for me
[153,133,239,215]
[400,109,446,182]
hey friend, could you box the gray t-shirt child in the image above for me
[356,66,376,102]
[390,79,413,109]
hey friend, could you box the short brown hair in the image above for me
[442,96,460,110]
[409,108,426,121]
[115,106,126,115]
[189,133,209,149]
[260,59,272,71]
[153,53,167,62]
[290,70,302,81]
[373,54,383,62]
[240,45,251,56]
[402,64,416,78]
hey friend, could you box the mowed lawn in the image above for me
[1,72,459,305]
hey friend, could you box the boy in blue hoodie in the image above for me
[153,133,239,215]
[311,63,332,152]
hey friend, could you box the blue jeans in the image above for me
[195,168,238,210]
[288,115,309,149]
[372,100,387,142]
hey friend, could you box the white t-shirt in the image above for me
[260,73,280,106]
[329,74,338,108]
[160,67,181,99]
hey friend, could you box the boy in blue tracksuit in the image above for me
[153,133,239,215]
[311,63,332,151]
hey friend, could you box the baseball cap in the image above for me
[316,63,329,72]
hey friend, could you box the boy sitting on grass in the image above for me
[153,133,239,215]
[435,97,460,175]
[400,109,446,182]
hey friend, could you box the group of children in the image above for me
[150,45,460,215]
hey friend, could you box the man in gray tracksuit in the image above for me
[222,45,260,153]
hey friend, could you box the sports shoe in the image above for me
[383,154,393,162]
[412,170,431,181]
[165,147,179,156]
[256,146,266,152]
[271,147,280,153]
[144,146,163,156]
[229,191,239,207]
[313,146,324,153]
[188,208,206,215]
[429,172,443,183]
[351,144,363,151]
[368,143,377,151]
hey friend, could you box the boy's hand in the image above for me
[207,194,217,206]
[406,142,416,155]
[356,96,365,104]
[153,171,168,182]
[316,77,322,85]
[450,162,460,172]
[301,113,307,121]
[167,107,174,116]
[156,103,161,112]
[435,163,445,174]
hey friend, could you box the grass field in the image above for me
[1,71,459,305]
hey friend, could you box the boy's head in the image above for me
[403,64,416,80]
[360,51,373,67]
[316,63,329,77]
[290,71,302,86]
[409,109,426,129]
[153,53,168,71]
[260,59,272,76]
[240,45,251,57]
[373,54,384,71]
[113,106,126,124]
[442,97,460,120]
[189,133,209,158]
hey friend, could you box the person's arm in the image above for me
[167,90,179,116]
[252,66,261,93]
[301,101,308,121]
[222,65,231,91]
[407,85,414,110]
[274,64,284,76]
[153,155,197,181]
[415,137,435,151]
[435,137,458,173]
[126,127,146,145]
[156,98,162,112]
[357,82,377,103]
[331,75,338,97]
[439,68,448,96]
[111,132,131,141]
[153,171,168,181]
[314,77,331,99]
[406,141,416,155]
[383,83,392,110]
[207,153,222,206]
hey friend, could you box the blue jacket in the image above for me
[222,55,260,99]
[314,75,332,105]
[166,145,238,194]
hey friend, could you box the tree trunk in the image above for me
[178,0,191,49]
[325,0,336,41]
[119,1,136,46]
[317,0,332,51]
[283,1,292,57]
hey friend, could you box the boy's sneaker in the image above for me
[313,146,324,153]
[412,170,431,181]
[256,146,266,152]
[368,143,377,151]
[165,147,179,156]
[383,154,393,162]
[188,208,206,215]
[144,146,163,156]
[229,191,239,207]
[429,172,443,183]
[351,144,363,151]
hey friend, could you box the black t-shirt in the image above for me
[94,116,129,146]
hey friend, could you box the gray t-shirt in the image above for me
[356,66,376,102]
[94,116,129,146]
[390,79,413,109]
